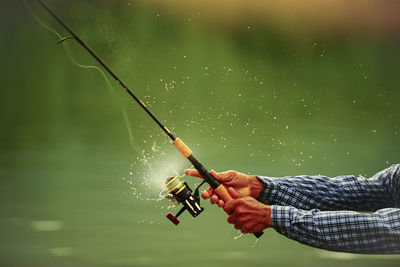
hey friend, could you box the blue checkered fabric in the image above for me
[257,164,400,254]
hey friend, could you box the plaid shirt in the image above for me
[257,164,400,254]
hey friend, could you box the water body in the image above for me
[1,1,399,266]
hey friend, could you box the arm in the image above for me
[223,196,400,254]
[271,206,400,254]
[257,164,400,211]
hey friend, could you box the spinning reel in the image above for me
[37,0,263,238]
[165,176,206,225]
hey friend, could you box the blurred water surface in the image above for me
[0,1,399,266]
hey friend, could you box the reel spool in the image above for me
[165,176,205,225]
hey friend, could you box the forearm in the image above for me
[256,164,400,211]
[270,206,400,254]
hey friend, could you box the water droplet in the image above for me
[252,238,259,247]
[234,231,243,240]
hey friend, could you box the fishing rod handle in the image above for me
[172,138,264,238]
[190,157,264,238]
[213,178,263,238]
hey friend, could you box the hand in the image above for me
[223,196,272,234]
[184,169,264,207]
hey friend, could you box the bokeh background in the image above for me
[1,0,400,266]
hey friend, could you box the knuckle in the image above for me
[223,205,231,213]
[227,170,237,178]
[236,207,244,214]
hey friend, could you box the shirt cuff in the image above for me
[256,176,276,204]
[270,205,295,235]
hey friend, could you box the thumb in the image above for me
[184,169,202,178]
[228,187,242,199]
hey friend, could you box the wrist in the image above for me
[250,175,264,199]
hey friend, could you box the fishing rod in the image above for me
[36,0,263,238]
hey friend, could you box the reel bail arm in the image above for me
[165,177,205,225]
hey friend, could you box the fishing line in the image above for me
[24,0,138,153]
[34,0,264,238]
[25,0,186,206]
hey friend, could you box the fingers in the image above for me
[185,169,233,181]
[201,187,214,199]
[184,169,202,178]
[228,187,241,199]
[227,214,236,224]
[210,195,219,204]
[223,199,240,214]
[241,228,250,234]
[227,214,248,229]
[227,214,260,234]
[210,170,237,183]
[240,222,265,234]
[184,169,241,209]
[225,198,270,234]
[185,169,240,186]
[201,187,226,207]
[210,196,227,208]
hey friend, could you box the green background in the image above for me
[1,1,399,266]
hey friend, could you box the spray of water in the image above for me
[25,2,188,221]
[123,146,189,225]
[233,231,243,240]
[25,2,196,226]
[127,145,188,196]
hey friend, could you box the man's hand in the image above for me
[184,169,264,207]
[223,196,272,234]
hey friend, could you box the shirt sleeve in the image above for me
[270,205,400,254]
[257,164,400,211]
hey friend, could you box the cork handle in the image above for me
[172,138,192,158]
[214,184,233,202]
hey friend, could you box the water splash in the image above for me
[233,231,243,240]
[125,147,188,199]
[252,238,259,247]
